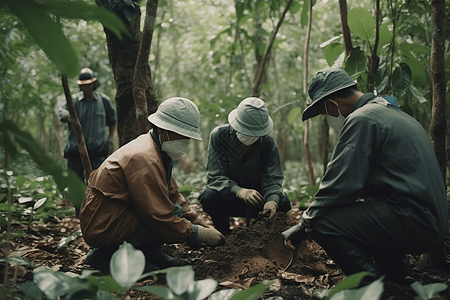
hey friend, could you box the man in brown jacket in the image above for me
[80,97,225,274]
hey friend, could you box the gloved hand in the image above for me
[281,223,307,251]
[236,188,264,208]
[192,216,210,228]
[259,201,278,219]
[196,226,226,246]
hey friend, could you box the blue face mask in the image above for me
[324,100,346,132]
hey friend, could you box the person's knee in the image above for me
[199,188,221,212]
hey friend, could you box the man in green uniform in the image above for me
[282,68,449,283]
[199,97,291,235]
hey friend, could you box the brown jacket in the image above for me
[80,132,198,248]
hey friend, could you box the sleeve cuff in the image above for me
[189,224,199,243]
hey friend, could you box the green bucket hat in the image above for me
[148,97,202,140]
[302,68,356,121]
[228,97,273,136]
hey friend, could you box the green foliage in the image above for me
[411,281,448,300]
[18,242,269,300]
[1,119,85,210]
[1,0,127,77]
[326,272,381,300]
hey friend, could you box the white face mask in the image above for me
[236,132,259,146]
[324,100,346,132]
[161,131,190,160]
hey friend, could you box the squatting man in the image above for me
[282,68,449,284]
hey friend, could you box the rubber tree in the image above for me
[96,0,159,146]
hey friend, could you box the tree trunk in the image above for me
[428,0,448,269]
[339,0,352,58]
[367,0,380,92]
[61,75,92,180]
[133,0,159,135]
[100,2,141,146]
[303,0,315,186]
[252,0,293,96]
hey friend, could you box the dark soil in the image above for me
[2,203,450,300]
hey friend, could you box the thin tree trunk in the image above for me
[133,0,159,135]
[429,0,448,270]
[303,0,315,185]
[339,0,352,58]
[367,0,380,92]
[61,75,92,180]
[252,0,293,96]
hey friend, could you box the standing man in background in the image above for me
[58,68,117,181]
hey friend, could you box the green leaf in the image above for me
[348,8,375,42]
[15,175,28,189]
[326,271,377,299]
[392,63,412,98]
[411,281,447,300]
[289,1,302,16]
[345,47,366,76]
[300,0,309,27]
[18,281,43,300]
[188,278,218,300]
[5,0,78,77]
[110,242,145,289]
[57,229,82,249]
[228,281,270,300]
[330,277,384,300]
[88,275,126,294]
[34,270,78,299]
[409,85,428,104]
[402,57,428,88]
[167,265,195,295]
[34,197,47,210]
[0,120,86,210]
[325,43,344,67]
[377,23,393,52]
[0,256,31,265]
[287,107,302,125]
[137,286,178,299]
[208,289,239,300]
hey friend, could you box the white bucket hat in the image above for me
[228,97,273,136]
[148,97,202,140]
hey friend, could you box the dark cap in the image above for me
[302,68,356,121]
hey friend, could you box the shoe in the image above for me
[86,248,113,274]
[143,245,182,269]
[374,254,412,284]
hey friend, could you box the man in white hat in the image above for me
[58,67,117,181]
[80,97,225,274]
[199,97,292,235]
[282,68,448,284]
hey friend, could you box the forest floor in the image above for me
[2,201,450,300]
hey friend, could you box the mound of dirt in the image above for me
[190,212,343,288]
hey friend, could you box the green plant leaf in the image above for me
[0,120,86,210]
[208,289,239,300]
[411,281,447,300]
[330,276,384,300]
[137,286,178,299]
[110,241,145,289]
[392,63,412,98]
[33,197,47,210]
[348,7,375,42]
[325,43,344,68]
[167,265,195,295]
[0,256,31,265]
[287,107,302,125]
[34,270,78,299]
[88,274,125,294]
[188,278,218,300]
[377,23,393,52]
[18,281,43,300]
[326,271,377,299]
[345,47,366,76]
[409,85,428,104]
[228,281,270,300]
[5,0,78,77]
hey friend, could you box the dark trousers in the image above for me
[68,155,106,181]
[309,198,431,280]
[199,187,292,234]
